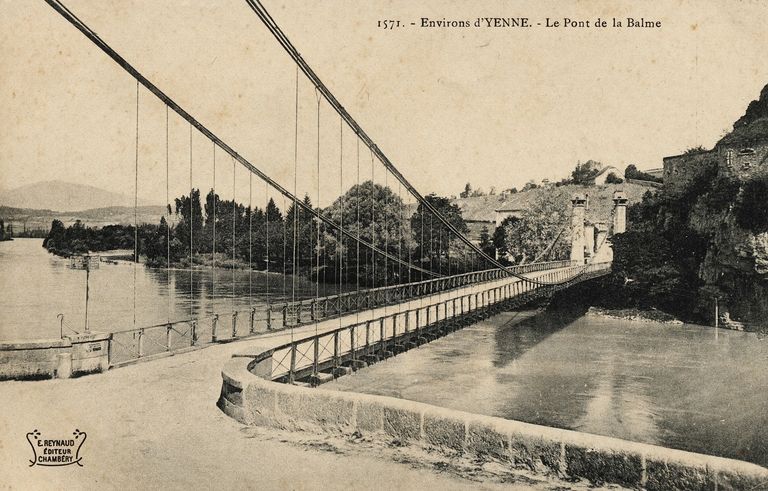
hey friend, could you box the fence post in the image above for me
[107,333,113,366]
[379,318,385,352]
[350,324,357,360]
[137,328,144,358]
[250,308,256,334]
[266,307,272,330]
[212,314,219,342]
[313,337,319,376]
[166,323,172,351]
[289,344,296,384]
[311,300,316,321]
[297,303,303,324]
[282,306,288,328]
[232,311,238,338]
[365,321,371,353]
[333,331,340,368]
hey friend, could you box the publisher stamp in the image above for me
[26,429,87,467]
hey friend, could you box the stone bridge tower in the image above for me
[572,191,629,264]
[612,190,628,234]
[570,194,587,264]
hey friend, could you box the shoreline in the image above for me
[584,306,684,324]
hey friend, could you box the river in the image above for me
[0,238,349,340]
[3,238,767,467]
[329,308,768,467]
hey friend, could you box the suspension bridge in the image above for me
[41,0,616,379]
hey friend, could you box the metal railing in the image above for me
[107,306,275,367]
[268,259,577,328]
[103,259,599,368]
[247,262,611,383]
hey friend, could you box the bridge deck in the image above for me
[232,263,610,383]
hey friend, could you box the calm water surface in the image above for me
[0,238,349,340]
[330,308,768,466]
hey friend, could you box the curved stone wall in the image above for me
[219,354,768,490]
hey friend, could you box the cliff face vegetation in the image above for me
[604,84,768,331]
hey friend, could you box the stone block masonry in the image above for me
[219,356,768,490]
[0,332,110,380]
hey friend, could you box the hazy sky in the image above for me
[1,0,767,207]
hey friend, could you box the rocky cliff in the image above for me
[693,84,768,330]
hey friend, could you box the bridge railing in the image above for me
[105,259,602,368]
[250,262,611,383]
[269,259,578,327]
[107,306,276,367]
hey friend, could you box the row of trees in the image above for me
[43,182,489,287]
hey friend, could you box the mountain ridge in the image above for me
[0,180,158,212]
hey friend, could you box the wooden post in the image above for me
[289,344,296,384]
[313,337,319,375]
[333,331,340,368]
[379,318,385,351]
[249,308,256,334]
[166,323,172,351]
[365,321,371,352]
[137,328,144,358]
[190,321,197,346]
[350,324,357,360]
[212,314,219,342]
[266,307,272,330]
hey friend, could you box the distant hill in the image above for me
[0,204,168,233]
[0,180,155,212]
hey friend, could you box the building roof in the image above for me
[449,182,653,226]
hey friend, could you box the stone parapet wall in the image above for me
[219,354,768,490]
[0,332,110,380]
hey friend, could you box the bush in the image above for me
[605,172,623,184]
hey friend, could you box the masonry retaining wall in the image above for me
[219,355,768,490]
[0,332,110,380]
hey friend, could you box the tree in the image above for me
[479,226,494,258]
[625,164,662,183]
[522,180,539,191]
[503,188,571,264]
[174,188,203,255]
[322,180,411,286]
[605,172,623,184]
[492,216,517,263]
[570,160,603,185]
[460,182,472,198]
[410,193,469,276]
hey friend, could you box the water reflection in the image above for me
[0,238,352,339]
[329,307,768,467]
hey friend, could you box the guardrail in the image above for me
[108,307,271,367]
[269,259,578,328]
[104,259,592,368]
[248,262,611,384]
